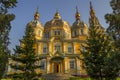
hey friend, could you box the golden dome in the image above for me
[34,12,39,17]
[34,7,40,20]
[54,11,61,19]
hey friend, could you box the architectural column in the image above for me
[38,43,40,55]
[64,57,68,73]
[73,42,76,54]
[46,58,50,73]
[76,58,80,74]
[63,42,67,53]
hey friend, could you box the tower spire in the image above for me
[90,1,95,17]
[54,10,61,19]
[34,6,39,20]
[89,2,102,27]
[75,6,80,21]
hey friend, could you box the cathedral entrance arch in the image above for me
[54,62,61,73]
[51,56,64,73]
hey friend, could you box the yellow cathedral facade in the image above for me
[8,7,88,75]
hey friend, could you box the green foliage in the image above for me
[104,0,120,79]
[81,2,115,80]
[70,77,91,80]
[0,0,17,78]
[10,24,41,80]
[105,0,120,49]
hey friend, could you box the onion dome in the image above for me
[54,11,61,19]
[71,7,88,37]
[72,7,85,28]
[34,7,39,20]
[75,6,80,21]
[27,7,43,28]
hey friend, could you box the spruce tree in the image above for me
[10,24,41,80]
[81,2,114,80]
[0,0,17,78]
[105,0,120,49]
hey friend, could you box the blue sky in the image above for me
[9,0,112,53]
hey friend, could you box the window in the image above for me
[54,43,61,52]
[68,44,72,53]
[54,30,61,35]
[73,30,77,36]
[68,47,72,53]
[45,32,49,38]
[80,29,83,35]
[40,59,46,70]
[43,47,47,53]
[43,44,47,53]
[81,46,85,52]
[54,31,57,35]
[70,59,75,69]
[54,45,61,51]
[58,31,60,35]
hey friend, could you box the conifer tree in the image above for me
[10,24,41,80]
[0,0,17,78]
[81,2,114,80]
[105,0,120,49]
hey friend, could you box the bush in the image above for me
[70,77,90,80]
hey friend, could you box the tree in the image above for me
[0,0,17,78]
[81,2,114,80]
[105,0,120,49]
[10,24,41,80]
[104,0,120,79]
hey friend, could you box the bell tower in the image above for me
[71,6,88,39]
[33,7,44,40]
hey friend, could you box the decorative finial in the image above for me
[54,10,61,19]
[75,6,80,21]
[34,6,39,20]
[90,1,95,17]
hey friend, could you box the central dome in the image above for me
[44,11,70,30]
[44,11,71,39]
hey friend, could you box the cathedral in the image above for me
[8,5,91,76]
[27,7,88,75]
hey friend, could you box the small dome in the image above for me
[72,20,85,29]
[75,6,80,21]
[27,20,43,28]
[54,11,61,19]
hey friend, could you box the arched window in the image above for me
[43,43,48,54]
[73,30,77,36]
[68,44,72,53]
[54,43,61,52]
[80,29,83,35]
[54,30,61,36]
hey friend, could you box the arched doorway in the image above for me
[51,56,64,73]
[54,62,60,73]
